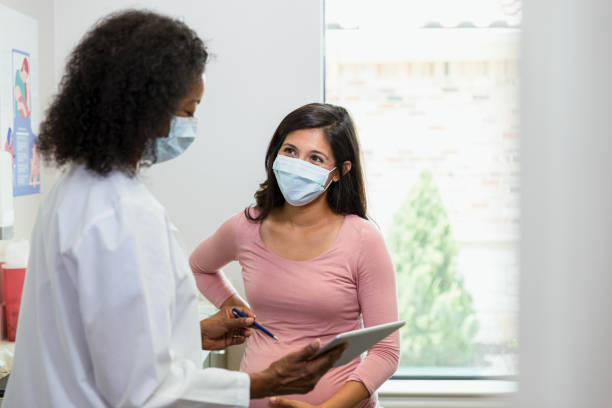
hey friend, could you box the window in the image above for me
[325,0,520,378]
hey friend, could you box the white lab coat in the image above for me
[3,166,250,407]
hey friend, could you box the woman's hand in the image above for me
[200,305,255,350]
[249,340,348,399]
[268,379,370,408]
[269,398,319,408]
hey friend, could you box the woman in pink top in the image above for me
[190,103,399,408]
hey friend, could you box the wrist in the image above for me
[249,369,276,399]
[220,294,242,309]
[319,398,344,408]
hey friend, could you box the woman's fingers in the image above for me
[269,397,312,408]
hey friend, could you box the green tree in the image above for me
[388,171,479,366]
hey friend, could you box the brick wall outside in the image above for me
[326,29,520,372]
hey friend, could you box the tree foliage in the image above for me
[389,171,479,366]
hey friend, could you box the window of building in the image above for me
[325,0,521,378]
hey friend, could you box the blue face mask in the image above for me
[149,116,198,164]
[273,155,336,206]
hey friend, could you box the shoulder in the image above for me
[91,169,164,218]
[54,167,166,251]
[227,207,261,229]
[239,206,266,230]
[214,207,261,239]
[343,215,385,247]
[342,215,393,274]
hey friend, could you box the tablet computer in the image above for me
[309,320,405,367]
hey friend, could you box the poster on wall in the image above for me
[11,49,39,195]
[0,4,39,197]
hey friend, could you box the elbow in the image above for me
[188,253,203,276]
[391,352,400,373]
[381,336,401,372]
[188,254,197,273]
[388,345,400,373]
[371,341,401,375]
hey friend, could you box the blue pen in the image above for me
[232,307,280,342]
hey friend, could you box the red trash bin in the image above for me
[2,265,26,341]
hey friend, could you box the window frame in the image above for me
[321,0,520,393]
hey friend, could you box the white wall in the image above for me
[22,0,612,403]
[518,0,612,407]
[0,0,55,243]
[54,0,323,293]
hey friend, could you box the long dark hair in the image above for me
[246,103,367,221]
[38,10,208,176]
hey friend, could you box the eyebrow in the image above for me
[281,143,330,160]
[311,149,329,160]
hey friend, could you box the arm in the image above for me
[345,222,400,394]
[316,382,369,408]
[14,86,27,115]
[14,85,21,103]
[270,382,367,408]
[73,205,249,407]
[25,81,31,112]
[189,213,244,307]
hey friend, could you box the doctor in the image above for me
[4,10,344,408]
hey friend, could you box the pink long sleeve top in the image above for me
[189,210,400,408]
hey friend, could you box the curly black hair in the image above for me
[38,10,208,176]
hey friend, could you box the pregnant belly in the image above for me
[241,339,377,408]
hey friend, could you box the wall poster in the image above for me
[0,5,40,196]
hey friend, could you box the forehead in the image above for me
[283,128,330,151]
[183,76,205,102]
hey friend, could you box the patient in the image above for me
[190,103,399,408]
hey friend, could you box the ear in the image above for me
[334,161,352,181]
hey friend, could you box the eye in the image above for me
[311,155,324,163]
[283,147,297,156]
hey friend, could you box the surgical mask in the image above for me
[148,116,198,164]
[272,155,336,206]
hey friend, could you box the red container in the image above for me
[0,262,4,339]
[2,265,26,341]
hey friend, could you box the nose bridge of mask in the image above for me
[171,115,198,136]
[273,155,330,186]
